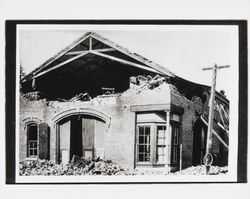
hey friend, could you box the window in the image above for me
[136,113,181,166]
[137,126,151,162]
[171,125,180,164]
[156,126,166,163]
[136,124,167,164]
[27,123,38,157]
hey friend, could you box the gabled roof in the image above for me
[23,32,175,81]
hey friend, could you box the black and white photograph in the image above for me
[1,1,250,199]
[11,23,243,183]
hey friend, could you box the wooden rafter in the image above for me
[65,48,115,55]
[31,35,91,77]
[90,34,173,76]
[89,37,92,50]
[90,51,161,74]
[200,116,229,149]
[33,51,89,79]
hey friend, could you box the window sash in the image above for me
[171,125,180,165]
[137,125,151,163]
[156,125,166,163]
[136,124,167,164]
[27,123,39,157]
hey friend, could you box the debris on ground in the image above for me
[19,157,124,176]
[171,165,228,175]
[19,158,228,176]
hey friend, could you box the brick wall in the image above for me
[20,84,225,169]
[19,84,173,168]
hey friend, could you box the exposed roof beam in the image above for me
[200,116,229,149]
[90,51,161,74]
[33,51,90,79]
[66,50,90,55]
[65,48,115,55]
[90,34,174,76]
[31,35,91,77]
[94,48,116,53]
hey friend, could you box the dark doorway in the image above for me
[192,118,207,165]
[70,115,83,160]
[57,114,106,164]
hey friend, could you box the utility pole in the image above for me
[202,64,230,174]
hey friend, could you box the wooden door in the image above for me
[82,118,95,159]
[59,120,71,164]
[94,119,105,159]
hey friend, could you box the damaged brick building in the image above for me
[19,32,229,171]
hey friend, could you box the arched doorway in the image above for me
[192,118,207,165]
[56,114,106,164]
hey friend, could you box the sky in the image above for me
[18,25,238,100]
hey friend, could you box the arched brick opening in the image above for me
[52,108,111,164]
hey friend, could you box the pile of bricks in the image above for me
[19,157,125,176]
[171,165,228,175]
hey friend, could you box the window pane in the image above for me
[34,149,37,156]
[28,124,38,140]
[158,130,165,138]
[158,138,165,145]
[145,153,150,161]
[139,154,144,161]
[145,135,150,144]
[30,142,33,148]
[139,126,144,136]
[158,155,164,163]
[139,136,144,144]
[145,126,150,135]
[139,145,144,153]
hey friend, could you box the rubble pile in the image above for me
[19,157,125,176]
[130,74,168,91]
[171,165,228,175]
[19,158,228,176]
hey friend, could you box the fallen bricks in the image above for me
[19,158,228,176]
[19,157,125,176]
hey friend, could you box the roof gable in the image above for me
[23,32,175,81]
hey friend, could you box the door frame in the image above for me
[54,108,110,164]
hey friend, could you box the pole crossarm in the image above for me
[202,65,230,71]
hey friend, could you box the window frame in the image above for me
[26,122,39,158]
[136,123,167,166]
[155,125,167,164]
[170,121,181,165]
[136,124,152,164]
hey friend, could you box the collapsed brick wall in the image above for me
[170,90,226,169]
